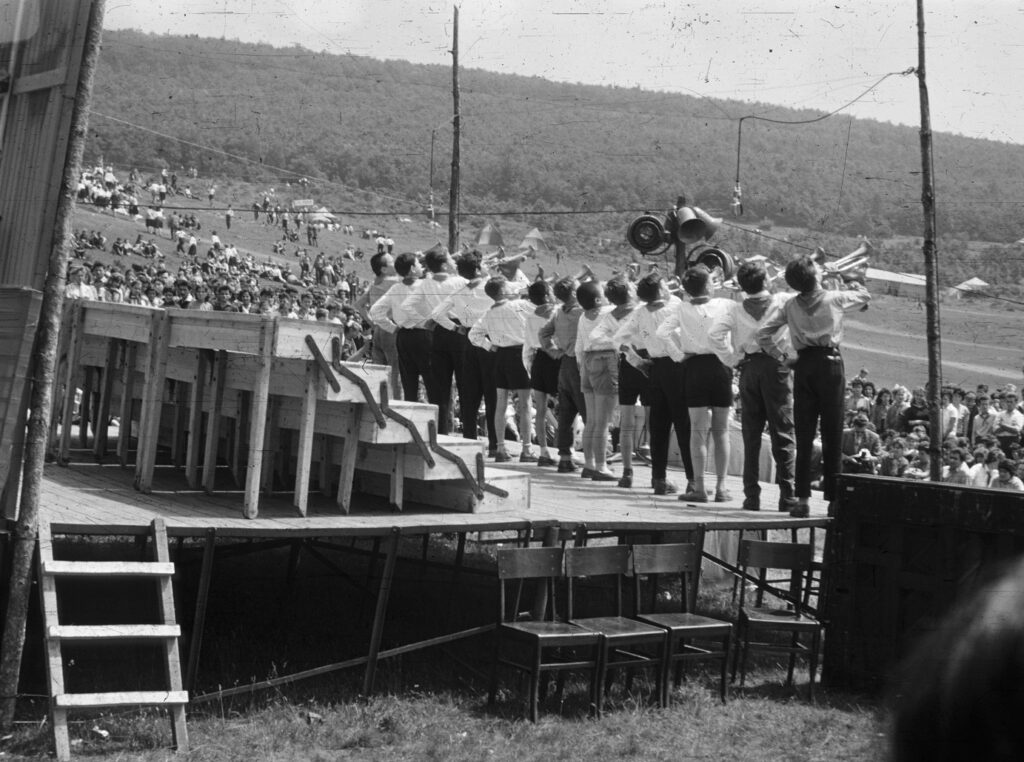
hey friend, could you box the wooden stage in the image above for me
[40,456,829,539]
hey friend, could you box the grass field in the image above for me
[1,536,889,761]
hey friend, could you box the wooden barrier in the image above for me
[822,474,1024,691]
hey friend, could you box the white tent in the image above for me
[476,223,504,247]
[519,227,550,252]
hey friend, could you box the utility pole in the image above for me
[916,0,942,481]
[448,5,461,254]
[429,128,437,227]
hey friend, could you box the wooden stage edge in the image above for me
[37,456,830,539]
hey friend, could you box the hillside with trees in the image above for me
[86,30,1024,292]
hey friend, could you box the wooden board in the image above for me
[0,287,43,494]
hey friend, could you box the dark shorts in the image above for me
[494,345,530,390]
[580,350,618,395]
[530,349,560,395]
[618,355,654,406]
[683,354,733,408]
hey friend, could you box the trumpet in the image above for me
[813,238,872,286]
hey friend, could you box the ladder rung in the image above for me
[41,560,176,577]
[48,624,181,640]
[55,691,189,709]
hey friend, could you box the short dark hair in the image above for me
[604,275,631,306]
[369,251,390,276]
[456,250,482,279]
[527,279,552,306]
[576,281,601,310]
[681,266,710,298]
[484,276,507,300]
[393,252,418,277]
[784,255,818,294]
[636,273,663,303]
[552,277,576,303]
[422,247,448,274]
[736,260,768,295]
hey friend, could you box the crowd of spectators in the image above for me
[837,377,1024,491]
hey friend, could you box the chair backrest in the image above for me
[736,540,814,615]
[493,548,565,626]
[564,545,630,619]
[631,542,702,614]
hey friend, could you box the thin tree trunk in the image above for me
[0,0,106,731]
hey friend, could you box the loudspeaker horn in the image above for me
[626,214,668,254]
[676,206,721,245]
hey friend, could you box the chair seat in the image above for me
[571,615,665,641]
[637,612,732,638]
[502,620,602,646]
[740,606,820,632]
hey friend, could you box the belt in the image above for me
[399,326,432,332]
[797,346,840,357]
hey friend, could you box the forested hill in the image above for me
[90,30,1024,246]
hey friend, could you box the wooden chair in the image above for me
[564,545,668,716]
[487,547,604,721]
[731,539,823,699]
[631,539,733,705]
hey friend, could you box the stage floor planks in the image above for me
[38,455,829,539]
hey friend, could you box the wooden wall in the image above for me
[0,0,98,504]
[822,474,1024,691]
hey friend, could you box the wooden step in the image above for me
[341,438,485,482]
[48,624,181,640]
[357,468,531,513]
[41,560,176,577]
[54,690,189,709]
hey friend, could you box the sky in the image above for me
[102,1,1024,145]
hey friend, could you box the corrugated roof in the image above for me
[865,267,927,286]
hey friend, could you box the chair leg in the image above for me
[720,632,731,703]
[593,637,608,719]
[786,631,799,687]
[487,631,501,707]
[660,635,671,708]
[529,642,542,722]
[808,629,822,703]
[738,627,750,689]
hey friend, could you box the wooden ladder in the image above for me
[38,518,188,761]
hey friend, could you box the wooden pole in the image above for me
[447,5,461,254]
[916,0,942,481]
[0,0,106,731]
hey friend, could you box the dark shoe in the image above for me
[580,468,597,479]
[790,499,810,518]
[494,451,512,463]
[778,497,798,513]
[557,460,577,474]
[679,491,709,503]
[519,452,538,463]
[714,489,732,503]
[742,498,761,511]
[618,469,633,488]
[536,455,557,467]
[591,470,617,482]
[652,479,677,495]
[487,448,498,459]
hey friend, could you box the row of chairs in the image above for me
[487,536,822,721]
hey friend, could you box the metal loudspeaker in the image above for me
[675,206,721,245]
[626,214,668,255]
[686,244,736,281]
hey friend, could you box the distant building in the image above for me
[864,267,928,299]
[946,276,989,299]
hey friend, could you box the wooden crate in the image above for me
[822,474,1024,691]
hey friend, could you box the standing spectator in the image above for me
[225,204,234,230]
[207,184,216,207]
[972,394,997,445]
[994,391,1024,452]
[354,251,401,397]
